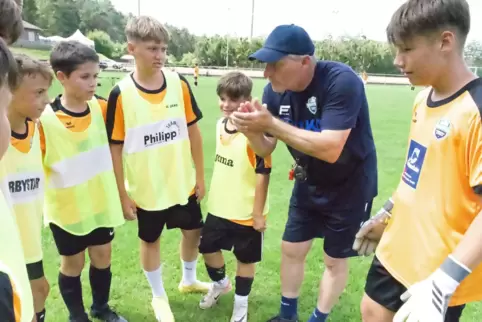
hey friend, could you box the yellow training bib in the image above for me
[207,118,269,221]
[0,188,34,322]
[119,69,195,211]
[1,123,44,264]
[41,98,124,235]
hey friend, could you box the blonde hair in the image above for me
[125,15,170,43]
[15,54,53,84]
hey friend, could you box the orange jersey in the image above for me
[0,270,21,322]
[39,95,108,155]
[376,78,482,306]
[106,72,202,144]
[10,119,36,154]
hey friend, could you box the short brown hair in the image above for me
[15,54,53,84]
[0,37,19,90]
[125,15,170,43]
[217,72,253,100]
[50,41,99,77]
[0,0,23,44]
[387,0,470,47]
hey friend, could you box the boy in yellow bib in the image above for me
[0,30,36,322]
[198,72,271,322]
[107,16,208,322]
[1,54,52,322]
[39,41,126,322]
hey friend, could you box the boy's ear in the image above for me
[127,41,136,55]
[56,70,67,82]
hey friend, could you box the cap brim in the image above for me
[248,47,286,63]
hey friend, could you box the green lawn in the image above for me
[9,46,110,61]
[41,74,481,322]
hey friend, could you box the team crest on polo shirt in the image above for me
[433,118,451,140]
[306,96,317,115]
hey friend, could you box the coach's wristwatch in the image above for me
[378,198,394,224]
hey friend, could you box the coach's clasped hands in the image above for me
[230,99,273,133]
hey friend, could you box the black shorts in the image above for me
[365,256,465,321]
[26,261,44,280]
[137,194,204,243]
[50,223,115,257]
[283,197,372,259]
[199,214,263,264]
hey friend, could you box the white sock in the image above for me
[215,276,229,288]
[234,294,248,306]
[182,259,197,285]
[144,266,166,297]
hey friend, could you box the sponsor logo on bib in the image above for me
[144,120,181,147]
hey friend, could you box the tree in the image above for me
[87,30,114,58]
[18,0,409,74]
[465,40,482,67]
[22,0,39,25]
[111,42,127,60]
[43,0,81,37]
[166,24,196,60]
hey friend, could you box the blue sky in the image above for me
[111,0,482,43]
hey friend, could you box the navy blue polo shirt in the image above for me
[263,60,378,211]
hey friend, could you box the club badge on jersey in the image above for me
[306,96,317,115]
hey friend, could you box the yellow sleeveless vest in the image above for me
[0,189,34,322]
[1,123,44,264]
[41,98,124,235]
[207,118,269,221]
[119,70,195,211]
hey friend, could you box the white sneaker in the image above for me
[151,295,174,322]
[199,280,232,309]
[230,301,248,322]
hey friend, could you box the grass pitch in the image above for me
[41,72,481,321]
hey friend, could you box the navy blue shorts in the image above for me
[283,192,373,259]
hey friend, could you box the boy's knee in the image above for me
[61,254,85,276]
[360,293,393,322]
[89,244,112,269]
[182,228,202,244]
[323,254,348,274]
[236,261,256,277]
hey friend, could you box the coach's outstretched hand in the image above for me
[352,199,393,256]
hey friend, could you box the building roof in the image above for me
[23,21,42,31]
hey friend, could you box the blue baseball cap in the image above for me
[249,24,315,63]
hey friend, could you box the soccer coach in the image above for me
[231,24,378,322]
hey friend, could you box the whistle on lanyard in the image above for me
[288,160,307,181]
